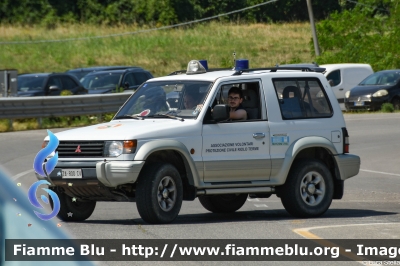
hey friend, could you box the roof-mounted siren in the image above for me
[234,59,249,71]
[186,60,208,75]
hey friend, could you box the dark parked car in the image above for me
[81,68,153,94]
[17,73,87,96]
[344,70,400,111]
[66,66,136,81]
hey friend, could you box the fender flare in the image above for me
[134,139,200,187]
[271,136,339,185]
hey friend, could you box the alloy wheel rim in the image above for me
[299,171,326,206]
[157,176,177,212]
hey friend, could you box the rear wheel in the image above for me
[136,163,183,224]
[280,159,333,218]
[50,189,96,221]
[198,194,248,213]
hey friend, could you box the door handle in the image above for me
[253,133,265,139]
[339,88,344,91]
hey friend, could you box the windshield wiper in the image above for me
[114,115,144,120]
[148,114,184,121]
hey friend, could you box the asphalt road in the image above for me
[1,113,400,266]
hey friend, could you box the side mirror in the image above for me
[49,85,60,91]
[212,104,230,122]
[124,82,129,90]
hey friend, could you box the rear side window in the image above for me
[273,78,333,119]
[326,70,341,86]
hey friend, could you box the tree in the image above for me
[315,0,399,71]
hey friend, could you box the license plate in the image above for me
[354,101,364,106]
[62,169,82,178]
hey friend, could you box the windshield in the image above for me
[360,71,400,85]
[115,80,213,119]
[81,73,123,90]
[17,76,46,91]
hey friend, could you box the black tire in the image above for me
[50,189,96,222]
[392,98,400,111]
[279,159,334,218]
[136,163,183,224]
[198,194,248,213]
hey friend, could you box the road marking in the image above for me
[247,198,260,202]
[254,204,268,208]
[11,169,34,181]
[360,169,400,177]
[293,223,400,264]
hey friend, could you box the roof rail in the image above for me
[168,68,233,76]
[232,66,326,76]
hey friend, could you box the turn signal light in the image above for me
[123,140,137,154]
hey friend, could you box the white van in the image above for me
[321,64,374,109]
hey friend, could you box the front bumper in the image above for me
[36,160,145,187]
[344,95,389,111]
[334,154,361,180]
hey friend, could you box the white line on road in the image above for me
[360,169,400,177]
[247,198,260,202]
[11,169,34,181]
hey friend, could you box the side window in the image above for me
[273,78,332,120]
[61,76,78,90]
[123,73,136,86]
[213,82,262,121]
[326,70,341,86]
[47,77,63,89]
[133,72,150,85]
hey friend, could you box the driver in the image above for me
[142,86,169,114]
[184,91,201,109]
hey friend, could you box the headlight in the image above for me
[345,91,350,98]
[372,89,388,97]
[104,140,137,157]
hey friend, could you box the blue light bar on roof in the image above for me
[198,60,208,70]
[235,59,249,70]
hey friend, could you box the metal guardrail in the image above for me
[0,93,132,119]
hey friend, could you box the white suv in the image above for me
[37,60,360,224]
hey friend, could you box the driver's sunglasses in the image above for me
[228,96,240,101]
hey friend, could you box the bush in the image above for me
[381,103,394,113]
[60,90,73,96]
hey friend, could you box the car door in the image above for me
[46,76,63,95]
[201,80,271,183]
[122,73,138,90]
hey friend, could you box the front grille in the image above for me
[57,141,104,158]
[348,95,371,102]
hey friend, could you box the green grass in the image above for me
[0,22,315,77]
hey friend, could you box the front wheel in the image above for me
[279,159,334,218]
[198,194,248,213]
[136,163,183,224]
[50,189,96,222]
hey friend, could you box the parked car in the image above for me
[80,68,153,94]
[321,64,374,109]
[66,66,136,81]
[344,70,400,111]
[17,73,87,96]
